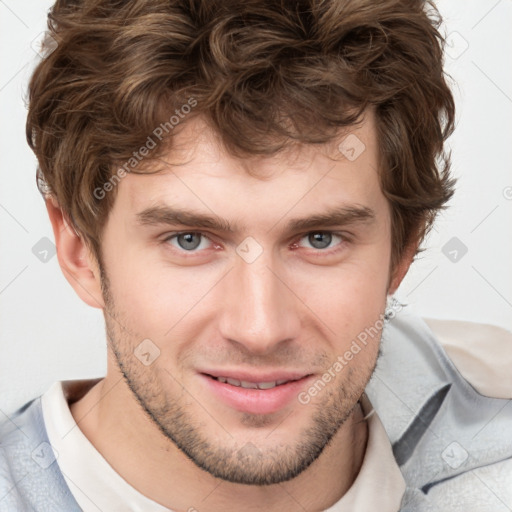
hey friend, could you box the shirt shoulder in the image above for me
[424,317,512,399]
[0,394,81,511]
[366,309,512,512]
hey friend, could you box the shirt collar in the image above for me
[324,393,406,511]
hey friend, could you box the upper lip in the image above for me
[200,369,312,383]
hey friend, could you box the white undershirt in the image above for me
[41,382,406,512]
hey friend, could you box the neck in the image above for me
[70,375,368,512]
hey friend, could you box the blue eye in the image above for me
[299,232,343,250]
[166,232,212,251]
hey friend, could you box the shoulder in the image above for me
[0,393,81,511]
[366,308,512,511]
[424,317,512,399]
[0,397,44,509]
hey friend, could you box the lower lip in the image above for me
[200,374,313,415]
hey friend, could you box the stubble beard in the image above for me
[99,265,376,486]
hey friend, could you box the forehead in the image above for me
[113,111,388,228]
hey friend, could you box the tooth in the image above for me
[219,377,290,389]
[257,381,277,390]
[240,380,259,389]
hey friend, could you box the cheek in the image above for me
[298,260,389,333]
[104,252,220,340]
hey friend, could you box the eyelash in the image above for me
[161,231,349,256]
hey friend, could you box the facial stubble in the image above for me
[98,262,378,486]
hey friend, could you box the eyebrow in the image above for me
[136,204,376,234]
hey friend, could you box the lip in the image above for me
[199,371,314,415]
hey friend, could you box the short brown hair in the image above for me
[26,0,455,273]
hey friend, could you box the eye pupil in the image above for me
[308,232,332,249]
[177,233,201,250]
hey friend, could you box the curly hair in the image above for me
[26,0,456,273]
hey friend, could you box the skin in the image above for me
[47,110,416,512]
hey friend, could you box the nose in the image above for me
[217,252,301,355]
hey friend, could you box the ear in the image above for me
[387,239,419,296]
[46,198,105,309]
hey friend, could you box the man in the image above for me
[1,0,511,511]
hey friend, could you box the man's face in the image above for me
[97,112,394,485]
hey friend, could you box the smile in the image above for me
[200,372,314,415]
[210,376,295,389]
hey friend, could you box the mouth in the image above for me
[206,375,300,390]
[199,371,314,415]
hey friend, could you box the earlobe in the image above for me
[45,198,105,309]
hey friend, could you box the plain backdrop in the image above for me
[1,0,511,414]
